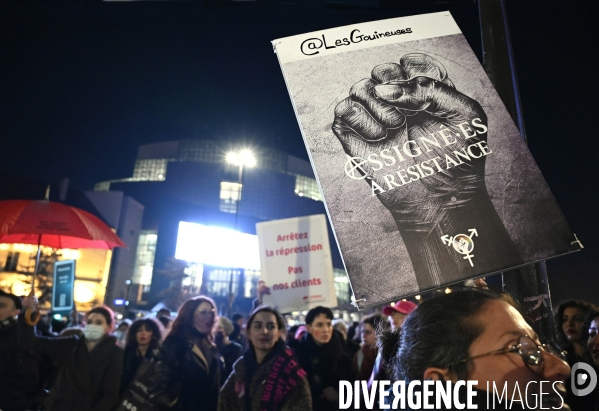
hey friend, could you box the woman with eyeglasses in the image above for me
[218,305,312,411]
[383,290,571,410]
[148,296,223,411]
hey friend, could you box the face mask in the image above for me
[84,324,106,341]
[215,332,224,343]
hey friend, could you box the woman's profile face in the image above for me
[361,323,376,347]
[464,300,570,408]
[248,312,281,352]
[193,301,215,334]
[561,307,585,343]
[588,318,599,367]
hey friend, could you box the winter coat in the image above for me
[0,316,41,411]
[353,344,377,382]
[121,346,158,394]
[297,330,357,411]
[19,324,123,411]
[149,331,223,411]
[218,339,312,411]
[218,340,243,380]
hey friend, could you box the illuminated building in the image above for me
[0,174,143,314]
[95,139,351,313]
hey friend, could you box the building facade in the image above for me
[95,139,352,314]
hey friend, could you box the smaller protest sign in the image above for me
[257,215,337,313]
[53,260,75,311]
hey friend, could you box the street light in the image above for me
[225,149,256,315]
[226,149,256,227]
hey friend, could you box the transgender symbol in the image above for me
[440,229,478,267]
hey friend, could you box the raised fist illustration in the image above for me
[333,54,522,287]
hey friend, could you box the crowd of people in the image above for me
[0,287,598,411]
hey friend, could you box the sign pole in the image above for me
[479,0,556,340]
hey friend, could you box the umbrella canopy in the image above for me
[0,200,126,249]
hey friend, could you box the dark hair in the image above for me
[554,300,596,347]
[362,314,383,331]
[246,305,286,335]
[125,317,165,351]
[170,296,218,341]
[287,324,300,342]
[394,290,513,382]
[581,311,599,364]
[305,306,333,325]
[231,313,244,322]
[86,306,115,331]
[158,316,172,330]
[347,322,358,341]
[117,319,132,330]
[157,308,171,317]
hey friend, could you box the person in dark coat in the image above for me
[120,317,164,393]
[296,306,357,411]
[354,314,382,382]
[19,299,123,411]
[215,316,242,380]
[148,296,224,411]
[229,313,246,346]
[218,305,312,411]
[0,290,44,411]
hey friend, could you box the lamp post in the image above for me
[225,149,256,315]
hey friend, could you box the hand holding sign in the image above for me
[333,54,522,287]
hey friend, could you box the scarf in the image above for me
[0,316,17,334]
[243,339,307,411]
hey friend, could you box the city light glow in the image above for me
[226,149,256,167]
[175,221,260,270]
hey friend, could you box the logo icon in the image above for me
[571,362,597,396]
[441,229,478,267]
[344,156,369,180]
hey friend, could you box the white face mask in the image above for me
[84,324,106,341]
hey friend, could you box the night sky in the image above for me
[1,0,597,302]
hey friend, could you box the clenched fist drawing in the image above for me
[332,53,523,288]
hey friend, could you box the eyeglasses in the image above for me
[455,335,567,374]
[195,309,215,319]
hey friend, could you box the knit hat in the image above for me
[0,289,22,310]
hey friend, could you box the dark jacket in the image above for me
[149,331,223,411]
[217,341,243,380]
[18,321,123,411]
[0,316,41,411]
[297,331,357,411]
[218,339,312,411]
[121,346,158,394]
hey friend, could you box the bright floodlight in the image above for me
[175,222,260,270]
[226,152,240,165]
[239,150,256,167]
[226,149,256,167]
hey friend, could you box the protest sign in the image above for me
[256,215,337,312]
[53,260,75,312]
[272,12,581,308]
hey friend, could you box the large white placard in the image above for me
[257,215,337,313]
[272,12,579,309]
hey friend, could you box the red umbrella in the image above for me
[0,200,126,249]
[0,191,126,324]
